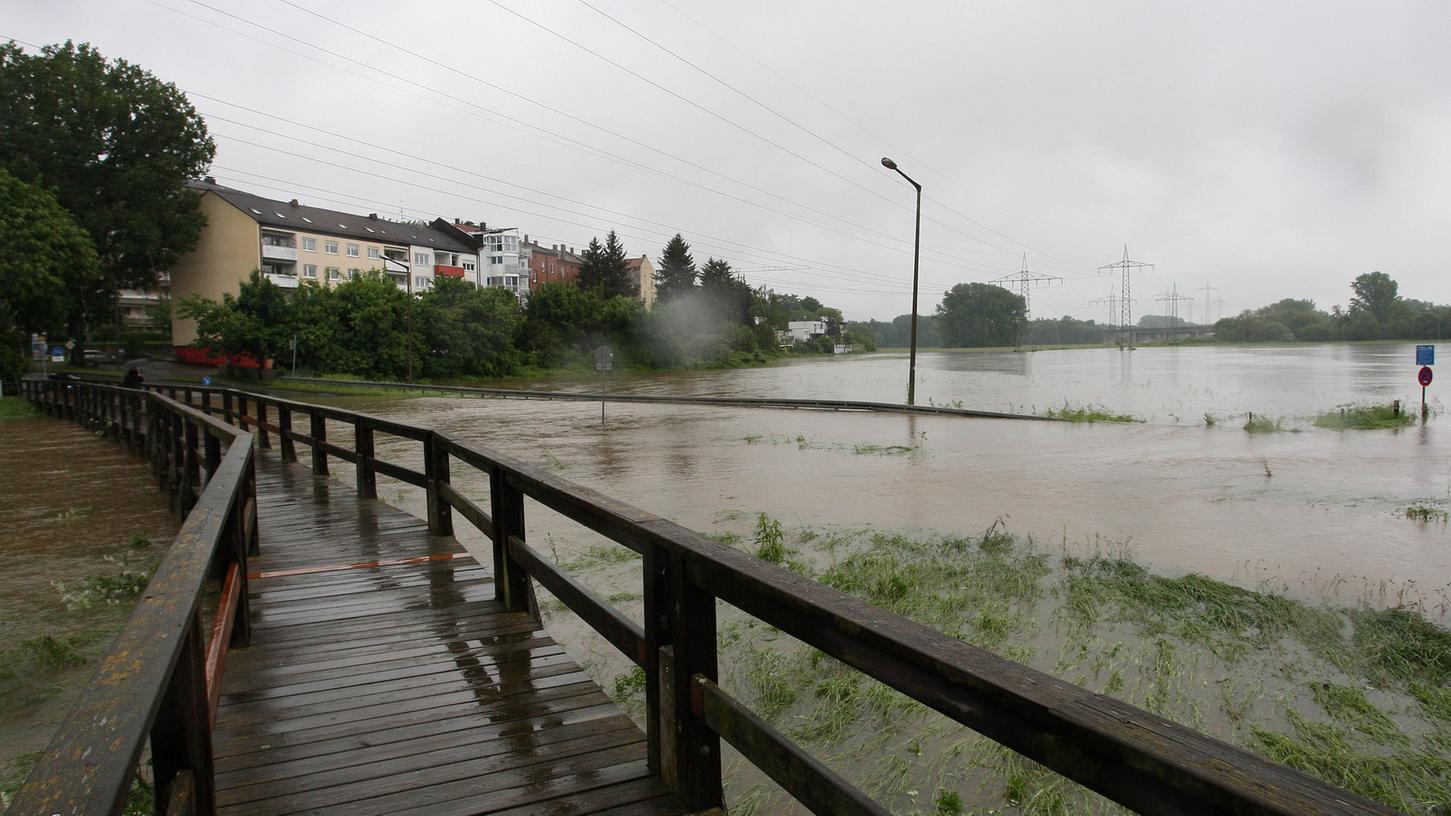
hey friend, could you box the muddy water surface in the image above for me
[0,416,178,794]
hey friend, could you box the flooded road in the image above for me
[330,342,1449,617]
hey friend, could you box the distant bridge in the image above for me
[1100,323,1216,345]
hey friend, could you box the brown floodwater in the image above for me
[0,415,179,790]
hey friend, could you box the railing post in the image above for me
[181,419,200,518]
[488,465,530,612]
[149,609,215,814]
[235,393,249,431]
[310,411,328,475]
[222,391,234,425]
[204,431,221,487]
[200,390,212,414]
[227,460,254,646]
[255,400,270,448]
[655,551,722,810]
[278,406,296,462]
[424,433,453,536]
[355,423,376,499]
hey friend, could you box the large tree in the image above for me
[935,283,1026,347]
[178,270,293,373]
[654,233,697,305]
[1349,271,1400,323]
[577,230,636,299]
[699,257,752,325]
[0,40,215,354]
[0,168,99,338]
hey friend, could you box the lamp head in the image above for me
[880,157,898,170]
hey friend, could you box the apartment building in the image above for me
[169,179,475,358]
[435,219,527,298]
[624,256,657,311]
[522,236,583,291]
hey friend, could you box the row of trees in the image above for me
[0,41,214,384]
[183,232,853,381]
[1213,272,1448,342]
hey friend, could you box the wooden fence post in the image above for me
[222,392,234,425]
[424,434,453,535]
[278,406,296,462]
[355,423,376,499]
[149,610,215,814]
[487,465,530,612]
[255,400,270,448]
[181,419,200,518]
[660,551,722,810]
[204,432,221,488]
[235,394,248,431]
[310,411,328,476]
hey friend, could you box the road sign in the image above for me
[65,339,76,350]
[1417,345,1434,366]
[50,345,66,362]
[1419,366,1433,387]
[202,375,212,386]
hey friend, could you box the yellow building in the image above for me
[169,179,476,358]
[625,255,657,310]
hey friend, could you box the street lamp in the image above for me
[882,157,922,405]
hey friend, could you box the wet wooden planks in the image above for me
[213,452,684,815]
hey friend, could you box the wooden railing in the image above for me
[15,378,1399,816]
[11,378,258,816]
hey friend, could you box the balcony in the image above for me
[265,272,300,289]
[435,264,466,279]
[262,244,298,262]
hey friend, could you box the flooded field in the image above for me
[297,341,1449,814]
[0,415,179,804]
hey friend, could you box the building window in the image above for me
[347,243,359,257]
[490,255,503,264]
[303,264,318,278]
[348,268,360,279]
[302,237,317,252]
[325,240,338,254]
[463,260,476,271]
[327,266,340,280]
[414,276,431,290]
[367,246,380,259]
[414,252,430,266]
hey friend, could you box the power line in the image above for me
[156,0,1020,277]
[989,254,1062,321]
[1098,246,1154,328]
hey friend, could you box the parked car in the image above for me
[82,349,119,366]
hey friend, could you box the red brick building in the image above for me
[522,236,584,291]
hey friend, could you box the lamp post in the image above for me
[882,157,922,405]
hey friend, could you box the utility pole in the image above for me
[1090,290,1120,326]
[990,254,1061,347]
[1098,246,1154,329]
[1199,282,1221,324]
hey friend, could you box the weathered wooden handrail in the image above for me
[27,377,1399,815]
[11,377,258,816]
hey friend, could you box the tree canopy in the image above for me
[0,40,214,346]
[0,168,99,338]
[577,230,637,299]
[935,283,1026,347]
[654,233,697,305]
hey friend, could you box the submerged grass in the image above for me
[1041,402,1141,423]
[1243,413,1291,433]
[697,518,1451,815]
[1404,503,1449,523]
[1313,403,1416,430]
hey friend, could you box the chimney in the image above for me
[552,244,558,251]
[289,198,299,208]
[481,222,487,230]
[368,213,378,220]
[454,218,460,224]
[524,234,529,243]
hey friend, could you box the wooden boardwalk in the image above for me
[212,452,685,816]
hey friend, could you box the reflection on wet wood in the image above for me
[214,453,684,815]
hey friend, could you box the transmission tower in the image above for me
[1090,287,1132,327]
[1098,246,1154,328]
[989,254,1062,320]
[1199,282,1221,324]
[1155,283,1194,324]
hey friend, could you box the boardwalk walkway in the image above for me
[213,452,684,816]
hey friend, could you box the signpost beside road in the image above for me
[1417,345,1434,419]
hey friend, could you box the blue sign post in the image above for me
[1417,345,1434,418]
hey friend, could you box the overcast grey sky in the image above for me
[6,0,1450,322]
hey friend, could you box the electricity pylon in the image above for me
[1155,283,1194,324]
[1098,246,1154,328]
[1199,282,1221,324]
[989,254,1062,321]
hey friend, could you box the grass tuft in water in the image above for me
[1243,413,1290,433]
[558,544,639,571]
[1041,401,1141,423]
[1404,502,1449,523]
[753,513,788,563]
[1311,682,1404,744]
[1350,607,1451,685]
[1313,403,1415,430]
[0,396,39,420]
[19,635,88,670]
